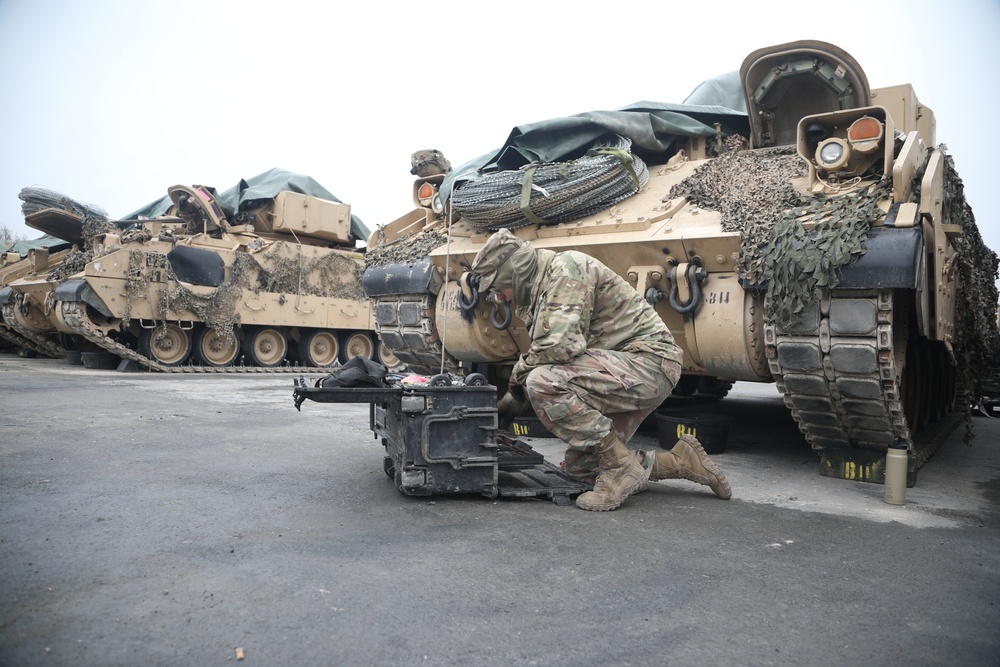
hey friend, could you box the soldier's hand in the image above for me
[507,382,526,403]
[497,390,530,431]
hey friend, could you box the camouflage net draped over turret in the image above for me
[451,135,649,231]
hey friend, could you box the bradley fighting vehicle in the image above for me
[0,191,95,358]
[0,247,73,355]
[0,244,79,359]
[362,41,999,478]
[1,170,394,372]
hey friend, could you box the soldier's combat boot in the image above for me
[639,434,732,499]
[575,432,647,511]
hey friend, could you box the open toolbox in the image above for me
[293,376,590,504]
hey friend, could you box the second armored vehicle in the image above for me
[4,170,392,372]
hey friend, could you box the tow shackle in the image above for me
[486,292,513,330]
[457,271,512,330]
[666,259,708,316]
[457,272,481,314]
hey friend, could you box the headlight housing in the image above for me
[816,138,850,171]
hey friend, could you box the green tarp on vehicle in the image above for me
[124,167,369,242]
[9,235,73,256]
[440,72,749,206]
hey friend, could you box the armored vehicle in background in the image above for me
[1,245,81,358]
[0,192,95,357]
[3,170,391,372]
[1,246,76,355]
[363,41,998,475]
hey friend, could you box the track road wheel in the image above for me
[376,339,405,372]
[139,324,192,366]
[193,326,240,367]
[244,327,288,367]
[298,330,339,367]
[339,331,375,363]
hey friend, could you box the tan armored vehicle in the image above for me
[2,170,390,372]
[0,245,80,358]
[0,194,92,358]
[2,189,160,361]
[1,248,68,354]
[363,41,998,476]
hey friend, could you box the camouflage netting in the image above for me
[451,135,649,231]
[668,139,811,301]
[757,180,892,326]
[19,186,118,281]
[47,249,91,282]
[667,140,888,326]
[671,141,1000,438]
[50,227,154,283]
[254,243,363,300]
[124,244,365,344]
[935,154,1000,439]
[121,249,148,329]
[18,186,108,219]
[364,230,449,269]
[152,253,254,343]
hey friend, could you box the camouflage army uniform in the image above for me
[513,249,682,481]
[471,228,683,483]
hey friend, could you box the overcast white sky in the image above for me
[1,0,998,265]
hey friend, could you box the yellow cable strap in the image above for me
[590,147,641,189]
[519,166,549,225]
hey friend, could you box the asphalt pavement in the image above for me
[1,353,997,666]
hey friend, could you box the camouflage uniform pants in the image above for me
[524,349,682,482]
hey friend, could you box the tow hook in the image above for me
[457,272,481,314]
[646,259,708,315]
[459,271,512,330]
[486,291,513,330]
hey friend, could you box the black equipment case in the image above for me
[293,377,588,503]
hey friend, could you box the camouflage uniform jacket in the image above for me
[510,249,682,386]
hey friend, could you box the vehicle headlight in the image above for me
[815,138,850,171]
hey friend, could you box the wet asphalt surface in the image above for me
[1,353,998,666]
